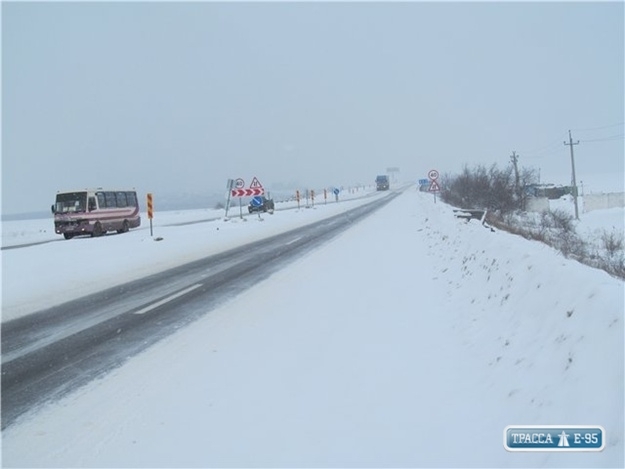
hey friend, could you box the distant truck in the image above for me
[375,175,390,191]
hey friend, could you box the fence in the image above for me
[583,192,625,213]
[525,193,624,214]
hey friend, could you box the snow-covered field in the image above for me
[1,187,623,468]
[1,187,381,321]
[550,195,624,250]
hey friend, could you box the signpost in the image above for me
[387,166,400,182]
[250,195,264,219]
[428,169,440,203]
[226,176,265,219]
[224,179,234,218]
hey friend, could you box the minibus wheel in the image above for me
[92,222,103,237]
[117,220,129,234]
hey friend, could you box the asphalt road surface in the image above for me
[1,190,401,429]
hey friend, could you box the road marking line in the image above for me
[286,236,302,245]
[133,284,203,315]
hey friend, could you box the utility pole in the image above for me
[510,151,520,197]
[564,130,580,220]
[511,151,525,210]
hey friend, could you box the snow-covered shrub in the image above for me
[441,164,538,214]
[540,209,575,234]
[489,209,623,280]
[601,228,624,257]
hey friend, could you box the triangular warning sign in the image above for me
[429,180,440,192]
[250,176,263,189]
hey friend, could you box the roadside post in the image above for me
[296,190,300,209]
[324,188,327,205]
[225,179,234,218]
[147,193,154,236]
[311,190,315,208]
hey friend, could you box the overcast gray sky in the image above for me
[3,1,623,214]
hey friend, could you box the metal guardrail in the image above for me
[453,209,494,231]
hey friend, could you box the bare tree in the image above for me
[441,163,535,214]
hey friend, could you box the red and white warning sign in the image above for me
[230,176,265,197]
[428,180,441,192]
[428,168,440,192]
[231,188,264,196]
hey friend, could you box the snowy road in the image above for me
[2,188,623,467]
[2,192,400,429]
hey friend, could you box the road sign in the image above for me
[231,188,264,197]
[333,188,340,195]
[428,169,439,180]
[250,196,263,207]
[250,177,263,189]
[235,178,245,189]
[429,180,441,192]
[418,179,429,185]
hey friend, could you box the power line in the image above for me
[519,131,569,158]
[579,133,624,143]
[520,125,623,159]
[571,122,624,133]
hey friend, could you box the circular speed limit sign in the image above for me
[235,178,245,189]
[428,169,439,180]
